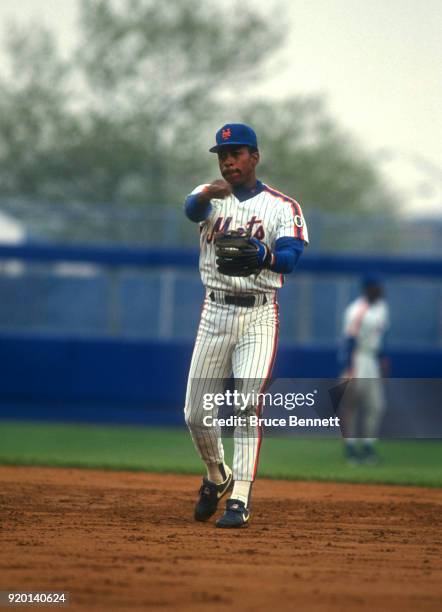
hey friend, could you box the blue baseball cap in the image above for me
[362,273,383,288]
[209,123,258,153]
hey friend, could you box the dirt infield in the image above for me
[1,467,441,611]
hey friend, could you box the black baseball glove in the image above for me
[214,230,271,277]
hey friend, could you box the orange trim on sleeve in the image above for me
[263,185,305,241]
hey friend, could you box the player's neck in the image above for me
[241,174,258,190]
[232,179,263,202]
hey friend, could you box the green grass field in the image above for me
[0,420,441,487]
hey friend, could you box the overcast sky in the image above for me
[0,0,440,216]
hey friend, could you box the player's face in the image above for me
[217,146,259,187]
[365,285,383,303]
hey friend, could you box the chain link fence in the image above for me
[1,199,441,255]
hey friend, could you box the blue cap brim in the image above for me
[209,142,256,153]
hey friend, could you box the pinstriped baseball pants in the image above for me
[184,294,279,482]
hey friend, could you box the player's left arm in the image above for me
[250,236,304,273]
[251,198,309,274]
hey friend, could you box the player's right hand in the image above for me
[201,180,233,200]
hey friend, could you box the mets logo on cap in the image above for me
[210,123,258,153]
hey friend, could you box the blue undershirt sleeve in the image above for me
[184,193,212,223]
[339,336,356,370]
[270,237,304,274]
[377,331,389,360]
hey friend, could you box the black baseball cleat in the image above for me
[215,498,250,528]
[345,444,360,466]
[360,443,380,465]
[194,468,233,522]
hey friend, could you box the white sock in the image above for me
[207,462,229,484]
[231,480,251,506]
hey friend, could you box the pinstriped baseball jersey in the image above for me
[184,180,308,483]
[190,182,309,293]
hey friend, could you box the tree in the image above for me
[0,0,281,205]
[242,97,397,214]
[0,0,397,220]
[0,23,73,198]
[75,0,282,203]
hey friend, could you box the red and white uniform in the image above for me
[194,182,308,293]
[343,296,390,439]
[344,297,389,378]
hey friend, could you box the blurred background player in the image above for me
[340,275,390,464]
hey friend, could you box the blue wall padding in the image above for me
[0,334,440,424]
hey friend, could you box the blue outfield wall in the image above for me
[0,334,441,425]
[0,243,441,425]
[1,242,442,276]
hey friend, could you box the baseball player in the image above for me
[183,123,309,527]
[340,275,390,464]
